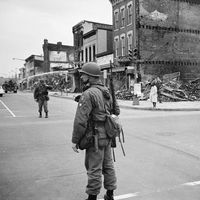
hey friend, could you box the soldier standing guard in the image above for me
[71,62,120,200]
[34,79,52,118]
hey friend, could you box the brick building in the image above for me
[109,0,200,87]
[43,39,75,72]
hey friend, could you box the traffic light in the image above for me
[128,49,133,61]
[128,48,138,61]
[133,48,138,59]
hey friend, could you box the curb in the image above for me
[49,94,200,112]
[121,105,200,111]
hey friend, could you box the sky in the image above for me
[0,0,112,78]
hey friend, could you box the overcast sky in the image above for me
[0,0,112,78]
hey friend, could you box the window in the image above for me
[85,47,88,62]
[89,46,92,61]
[127,31,133,51]
[114,9,119,29]
[127,2,133,25]
[81,50,83,62]
[93,45,96,61]
[120,34,125,56]
[114,36,119,57]
[120,7,125,27]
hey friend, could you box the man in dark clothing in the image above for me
[34,79,52,118]
[71,62,120,200]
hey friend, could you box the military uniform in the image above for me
[72,81,120,197]
[34,81,52,118]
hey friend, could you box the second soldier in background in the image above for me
[34,79,52,118]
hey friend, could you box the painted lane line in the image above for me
[182,181,200,186]
[97,180,200,200]
[98,193,139,200]
[0,100,16,117]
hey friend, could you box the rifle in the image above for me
[109,61,117,149]
[109,61,125,161]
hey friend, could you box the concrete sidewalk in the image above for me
[49,92,200,111]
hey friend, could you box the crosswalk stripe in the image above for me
[0,100,16,117]
[182,181,200,186]
[98,193,139,200]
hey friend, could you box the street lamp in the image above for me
[12,57,26,80]
[12,58,26,61]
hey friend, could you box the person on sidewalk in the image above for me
[33,79,52,118]
[155,77,162,103]
[150,81,158,109]
[71,62,120,200]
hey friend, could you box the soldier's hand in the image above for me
[72,143,79,153]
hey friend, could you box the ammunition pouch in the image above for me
[78,133,94,150]
[78,124,94,150]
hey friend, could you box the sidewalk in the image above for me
[49,92,200,111]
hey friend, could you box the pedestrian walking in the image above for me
[33,79,52,118]
[71,62,120,200]
[149,81,158,108]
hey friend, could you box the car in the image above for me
[0,86,5,97]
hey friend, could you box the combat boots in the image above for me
[104,190,114,200]
[45,112,48,118]
[39,112,42,118]
[86,194,97,200]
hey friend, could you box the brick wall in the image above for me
[139,0,200,81]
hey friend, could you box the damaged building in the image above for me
[109,0,200,90]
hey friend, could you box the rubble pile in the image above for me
[179,78,200,100]
[115,89,133,100]
[160,79,200,101]
[115,78,200,102]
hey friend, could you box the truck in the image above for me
[2,80,18,93]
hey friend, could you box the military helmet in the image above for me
[80,62,101,77]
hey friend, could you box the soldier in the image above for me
[71,62,120,200]
[34,79,52,118]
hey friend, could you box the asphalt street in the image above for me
[0,92,200,200]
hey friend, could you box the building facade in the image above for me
[25,55,44,78]
[109,0,200,84]
[73,20,113,66]
[43,39,75,72]
[72,20,113,90]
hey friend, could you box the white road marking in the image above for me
[182,181,200,186]
[0,100,16,117]
[98,193,139,200]
[97,180,200,200]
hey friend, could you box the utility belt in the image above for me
[78,120,109,151]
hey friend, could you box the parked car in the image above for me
[0,85,5,97]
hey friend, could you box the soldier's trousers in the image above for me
[85,141,117,195]
[38,99,48,113]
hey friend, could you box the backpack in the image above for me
[105,114,121,139]
[94,85,121,140]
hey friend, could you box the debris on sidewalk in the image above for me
[115,76,200,102]
[115,89,133,100]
